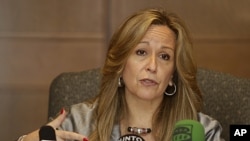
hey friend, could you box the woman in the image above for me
[18,8,224,141]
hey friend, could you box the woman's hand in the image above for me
[23,109,88,141]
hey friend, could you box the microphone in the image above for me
[172,119,205,141]
[118,134,145,141]
[39,125,56,141]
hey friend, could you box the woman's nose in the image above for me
[146,55,157,73]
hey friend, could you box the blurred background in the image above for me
[0,0,249,140]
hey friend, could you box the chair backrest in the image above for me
[49,68,250,141]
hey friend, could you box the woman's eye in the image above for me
[136,50,146,56]
[160,54,170,60]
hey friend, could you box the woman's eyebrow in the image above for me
[139,41,149,44]
[138,41,174,51]
[161,46,174,51]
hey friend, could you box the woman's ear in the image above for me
[168,76,174,86]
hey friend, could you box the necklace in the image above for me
[127,127,152,135]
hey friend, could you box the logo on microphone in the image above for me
[118,134,145,141]
[172,124,192,141]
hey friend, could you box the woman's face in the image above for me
[122,25,176,101]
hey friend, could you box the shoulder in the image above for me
[69,98,98,115]
[198,112,225,141]
[60,99,99,135]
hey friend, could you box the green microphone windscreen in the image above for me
[172,119,205,141]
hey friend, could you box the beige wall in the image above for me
[0,0,249,140]
[0,1,107,140]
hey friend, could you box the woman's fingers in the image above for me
[47,108,66,128]
[47,109,89,141]
[56,130,88,141]
[23,108,88,141]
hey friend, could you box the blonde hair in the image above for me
[89,8,202,141]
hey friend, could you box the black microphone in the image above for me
[172,119,205,141]
[39,125,56,141]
